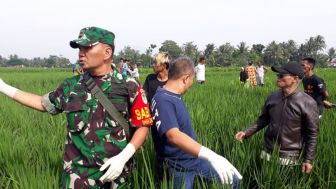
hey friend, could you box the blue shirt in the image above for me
[151,87,199,170]
[121,63,129,76]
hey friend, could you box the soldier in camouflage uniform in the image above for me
[0,27,151,189]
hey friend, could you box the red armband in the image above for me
[130,84,153,127]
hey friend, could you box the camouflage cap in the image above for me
[70,27,115,48]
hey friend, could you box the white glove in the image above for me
[198,146,243,184]
[99,143,136,182]
[0,78,18,98]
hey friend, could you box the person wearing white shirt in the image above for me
[256,62,268,86]
[195,57,206,84]
[128,62,140,83]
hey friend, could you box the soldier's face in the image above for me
[78,43,107,71]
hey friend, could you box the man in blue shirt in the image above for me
[151,57,242,189]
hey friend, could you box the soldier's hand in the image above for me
[0,78,18,98]
[0,78,5,88]
[235,131,246,143]
[301,162,313,174]
[99,143,136,182]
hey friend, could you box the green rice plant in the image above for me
[0,67,335,188]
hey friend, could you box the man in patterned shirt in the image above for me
[0,27,151,189]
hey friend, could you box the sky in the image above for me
[0,0,335,63]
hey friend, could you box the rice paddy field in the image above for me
[0,67,335,189]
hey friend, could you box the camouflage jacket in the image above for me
[42,71,139,170]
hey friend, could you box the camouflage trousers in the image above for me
[60,166,129,189]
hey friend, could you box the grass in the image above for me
[0,67,335,188]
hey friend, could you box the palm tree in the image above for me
[263,41,286,65]
[327,47,336,62]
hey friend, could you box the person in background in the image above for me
[121,59,129,77]
[143,52,170,103]
[235,62,319,182]
[151,57,242,189]
[256,62,268,86]
[143,52,171,183]
[240,67,248,86]
[301,57,335,118]
[72,61,83,75]
[128,62,140,83]
[119,57,125,73]
[195,57,206,84]
[246,62,257,87]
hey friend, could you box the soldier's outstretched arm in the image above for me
[0,78,46,112]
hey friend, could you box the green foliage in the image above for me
[1,35,334,68]
[0,55,71,68]
[159,40,182,59]
[0,68,336,188]
[181,41,200,62]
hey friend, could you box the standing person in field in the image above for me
[239,67,248,86]
[143,52,170,103]
[119,57,125,73]
[121,59,129,78]
[301,57,335,118]
[195,57,206,84]
[72,61,83,75]
[256,62,268,86]
[143,52,171,182]
[0,26,152,189]
[151,57,242,189]
[246,62,257,87]
[235,62,319,175]
[128,62,140,83]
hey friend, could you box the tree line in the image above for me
[114,35,335,67]
[1,35,335,68]
[0,54,71,68]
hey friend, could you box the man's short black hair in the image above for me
[199,57,205,62]
[302,57,316,68]
[169,57,195,80]
[303,57,315,64]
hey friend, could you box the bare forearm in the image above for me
[129,127,149,150]
[166,128,202,157]
[323,91,329,100]
[13,90,46,112]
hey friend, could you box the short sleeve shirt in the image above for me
[151,87,199,169]
[302,74,326,113]
[256,66,265,76]
[195,64,205,81]
[143,73,167,103]
[122,63,129,76]
[42,72,140,170]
